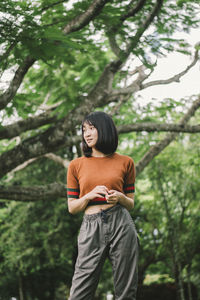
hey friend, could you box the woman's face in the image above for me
[83,122,98,148]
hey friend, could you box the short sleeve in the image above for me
[123,158,135,194]
[66,161,80,199]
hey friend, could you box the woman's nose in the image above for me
[85,130,91,137]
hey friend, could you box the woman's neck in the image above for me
[92,148,108,157]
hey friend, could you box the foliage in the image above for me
[135,133,200,298]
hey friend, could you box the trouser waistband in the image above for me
[83,204,122,221]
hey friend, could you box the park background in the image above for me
[0,0,200,299]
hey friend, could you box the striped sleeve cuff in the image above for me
[67,188,80,199]
[123,183,135,193]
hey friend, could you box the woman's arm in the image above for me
[68,185,109,214]
[68,195,90,215]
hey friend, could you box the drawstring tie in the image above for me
[100,209,107,223]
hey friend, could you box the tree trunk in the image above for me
[186,265,193,300]
[19,274,24,300]
[156,169,185,300]
[177,261,185,300]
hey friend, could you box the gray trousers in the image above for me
[69,205,139,300]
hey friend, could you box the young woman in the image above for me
[67,111,139,300]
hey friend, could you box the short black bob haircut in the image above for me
[82,111,118,157]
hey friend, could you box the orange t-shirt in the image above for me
[67,152,135,206]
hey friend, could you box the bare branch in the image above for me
[118,123,200,134]
[4,153,70,183]
[4,158,38,183]
[110,95,130,116]
[116,66,148,95]
[0,110,57,140]
[110,46,199,97]
[142,47,200,89]
[0,56,35,110]
[0,182,66,201]
[63,0,111,34]
[44,153,70,168]
[136,96,200,175]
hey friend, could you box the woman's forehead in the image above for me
[82,121,94,128]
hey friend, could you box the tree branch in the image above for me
[39,0,68,13]
[4,153,70,183]
[118,123,200,134]
[0,56,36,110]
[63,0,111,35]
[4,158,38,183]
[0,57,122,179]
[111,65,148,96]
[108,35,122,58]
[107,0,147,58]
[0,110,57,140]
[0,41,18,74]
[1,96,200,200]
[108,0,163,61]
[0,182,66,201]
[141,46,199,89]
[0,48,198,179]
[121,0,147,22]
[136,95,200,175]
[110,45,199,97]
[44,153,70,168]
[126,0,163,56]
[0,129,80,179]
[3,120,199,181]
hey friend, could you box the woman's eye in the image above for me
[83,126,95,132]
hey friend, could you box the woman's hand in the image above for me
[86,185,109,200]
[106,190,134,210]
[106,190,123,204]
